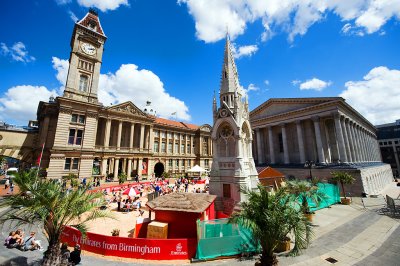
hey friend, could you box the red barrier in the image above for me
[61,226,197,260]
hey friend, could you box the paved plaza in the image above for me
[1,186,399,266]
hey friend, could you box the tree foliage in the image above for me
[229,185,313,266]
[0,169,113,266]
[331,172,355,199]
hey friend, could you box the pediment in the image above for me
[250,97,342,120]
[106,101,147,117]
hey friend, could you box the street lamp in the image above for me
[304,160,315,179]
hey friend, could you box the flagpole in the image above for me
[36,142,45,178]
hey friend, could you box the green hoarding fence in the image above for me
[195,183,340,260]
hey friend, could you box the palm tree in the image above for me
[331,172,355,200]
[0,169,113,266]
[229,185,313,266]
[285,179,327,214]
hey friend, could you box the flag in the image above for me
[37,143,45,166]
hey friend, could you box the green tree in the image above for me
[118,172,127,184]
[331,172,355,199]
[229,185,313,266]
[285,179,328,214]
[0,169,113,266]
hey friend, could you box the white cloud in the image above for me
[178,0,400,43]
[239,83,259,97]
[68,10,78,22]
[52,57,69,87]
[55,0,72,4]
[231,43,258,58]
[299,78,332,91]
[98,64,191,121]
[0,86,58,124]
[264,80,270,86]
[0,42,35,63]
[340,66,400,125]
[77,0,129,12]
[291,79,301,86]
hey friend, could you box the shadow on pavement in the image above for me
[0,256,41,266]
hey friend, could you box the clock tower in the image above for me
[63,9,106,103]
[209,36,259,214]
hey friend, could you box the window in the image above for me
[223,184,231,198]
[154,142,159,152]
[161,131,166,138]
[71,114,85,124]
[79,75,89,92]
[181,144,185,153]
[174,143,179,153]
[182,160,185,167]
[187,159,191,167]
[64,158,80,170]
[181,134,185,140]
[168,142,173,153]
[187,144,190,153]
[161,142,166,153]
[154,130,159,137]
[176,159,179,167]
[174,133,179,139]
[168,159,173,167]
[205,159,209,169]
[389,141,392,145]
[167,132,172,138]
[278,133,283,152]
[68,129,84,145]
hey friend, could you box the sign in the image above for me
[61,226,196,260]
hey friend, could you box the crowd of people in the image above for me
[61,242,81,265]
[4,230,41,251]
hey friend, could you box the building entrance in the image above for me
[154,162,164,177]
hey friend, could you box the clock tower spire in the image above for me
[63,9,107,103]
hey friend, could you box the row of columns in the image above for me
[100,157,144,179]
[103,119,152,151]
[362,168,393,195]
[155,133,195,155]
[255,112,381,165]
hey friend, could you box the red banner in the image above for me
[61,226,197,260]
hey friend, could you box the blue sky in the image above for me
[1,0,400,126]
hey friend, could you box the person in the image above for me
[60,243,70,264]
[117,195,122,212]
[82,177,87,186]
[5,178,9,189]
[135,174,139,183]
[6,232,19,248]
[4,231,15,247]
[96,179,100,187]
[69,244,81,265]
[184,178,189,192]
[9,182,14,194]
[23,232,41,251]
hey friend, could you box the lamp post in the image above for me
[304,160,315,179]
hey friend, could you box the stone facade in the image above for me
[34,11,212,180]
[209,37,259,214]
[250,98,393,196]
[376,119,400,178]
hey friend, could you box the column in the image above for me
[139,124,145,151]
[101,158,108,176]
[108,158,113,174]
[149,126,154,153]
[256,128,264,164]
[117,121,122,150]
[103,119,111,147]
[361,129,369,162]
[333,113,347,162]
[296,121,306,164]
[138,158,143,176]
[349,122,359,162]
[268,126,275,164]
[355,125,364,162]
[341,118,352,162]
[179,133,182,155]
[145,125,150,150]
[122,158,126,174]
[313,117,325,164]
[129,123,135,149]
[127,158,132,179]
[114,158,119,179]
[345,119,355,162]
[191,135,194,155]
[281,124,289,164]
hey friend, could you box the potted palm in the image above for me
[285,179,327,222]
[331,172,355,205]
[229,185,313,265]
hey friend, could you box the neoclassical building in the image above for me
[209,37,259,214]
[34,10,212,180]
[250,98,393,196]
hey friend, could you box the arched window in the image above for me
[79,75,88,92]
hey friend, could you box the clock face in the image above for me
[81,43,96,55]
